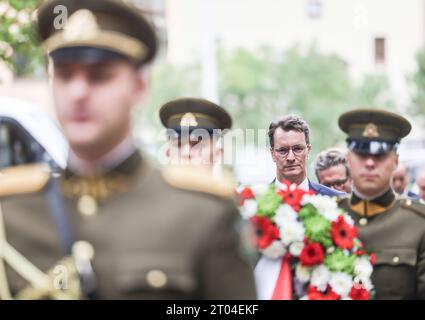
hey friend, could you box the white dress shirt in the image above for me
[274,176,309,192]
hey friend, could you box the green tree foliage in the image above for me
[140,45,393,164]
[410,48,425,117]
[136,63,201,135]
[0,0,43,77]
[218,45,394,152]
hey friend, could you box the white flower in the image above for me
[354,257,373,278]
[354,275,374,291]
[326,246,336,254]
[329,272,353,297]
[295,264,311,283]
[289,241,305,257]
[275,204,298,225]
[301,194,340,221]
[261,240,286,259]
[279,219,304,246]
[310,265,331,291]
[240,199,257,219]
[342,213,355,226]
[250,184,269,198]
[8,24,19,35]
[17,11,30,25]
[299,295,309,300]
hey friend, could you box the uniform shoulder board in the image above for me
[0,163,51,197]
[400,198,425,219]
[161,165,235,199]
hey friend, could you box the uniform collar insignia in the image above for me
[350,189,396,217]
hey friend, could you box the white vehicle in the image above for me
[0,96,68,170]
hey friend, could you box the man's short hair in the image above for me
[314,148,350,180]
[268,114,310,148]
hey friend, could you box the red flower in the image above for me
[277,186,306,212]
[307,285,340,300]
[370,253,376,265]
[239,187,255,205]
[300,242,325,266]
[354,249,367,256]
[331,215,358,250]
[250,216,280,249]
[349,285,370,300]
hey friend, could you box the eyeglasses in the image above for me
[323,177,349,188]
[273,145,307,157]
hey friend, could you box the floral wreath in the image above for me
[238,181,375,300]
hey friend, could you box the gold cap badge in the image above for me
[64,9,99,41]
[180,112,198,127]
[362,123,379,138]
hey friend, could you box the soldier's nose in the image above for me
[68,74,90,100]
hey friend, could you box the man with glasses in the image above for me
[268,115,344,196]
[314,148,352,193]
[337,108,425,299]
[256,115,343,300]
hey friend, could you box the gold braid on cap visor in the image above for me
[42,29,147,62]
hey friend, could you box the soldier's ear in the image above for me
[394,153,399,169]
[130,68,149,106]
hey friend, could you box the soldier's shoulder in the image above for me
[160,165,235,200]
[335,194,350,206]
[0,163,51,197]
[399,198,425,220]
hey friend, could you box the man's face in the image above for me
[317,164,352,193]
[167,135,222,166]
[391,166,409,194]
[271,128,311,185]
[52,60,145,160]
[348,150,398,197]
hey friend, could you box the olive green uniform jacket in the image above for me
[0,151,256,299]
[339,189,425,299]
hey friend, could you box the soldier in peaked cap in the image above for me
[0,0,256,300]
[337,109,425,299]
[159,97,232,169]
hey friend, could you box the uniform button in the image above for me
[359,218,368,226]
[72,241,95,260]
[146,269,167,288]
[392,256,400,264]
[406,199,412,206]
[77,195,98,216]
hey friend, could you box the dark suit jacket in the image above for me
[308,180,346,197]
[407,190,420,201]
[272,178,346,197]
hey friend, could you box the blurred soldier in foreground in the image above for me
[314,148,352,193]
[337,109,425,299]
[0,0,255,300]
[391,163,419,200]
